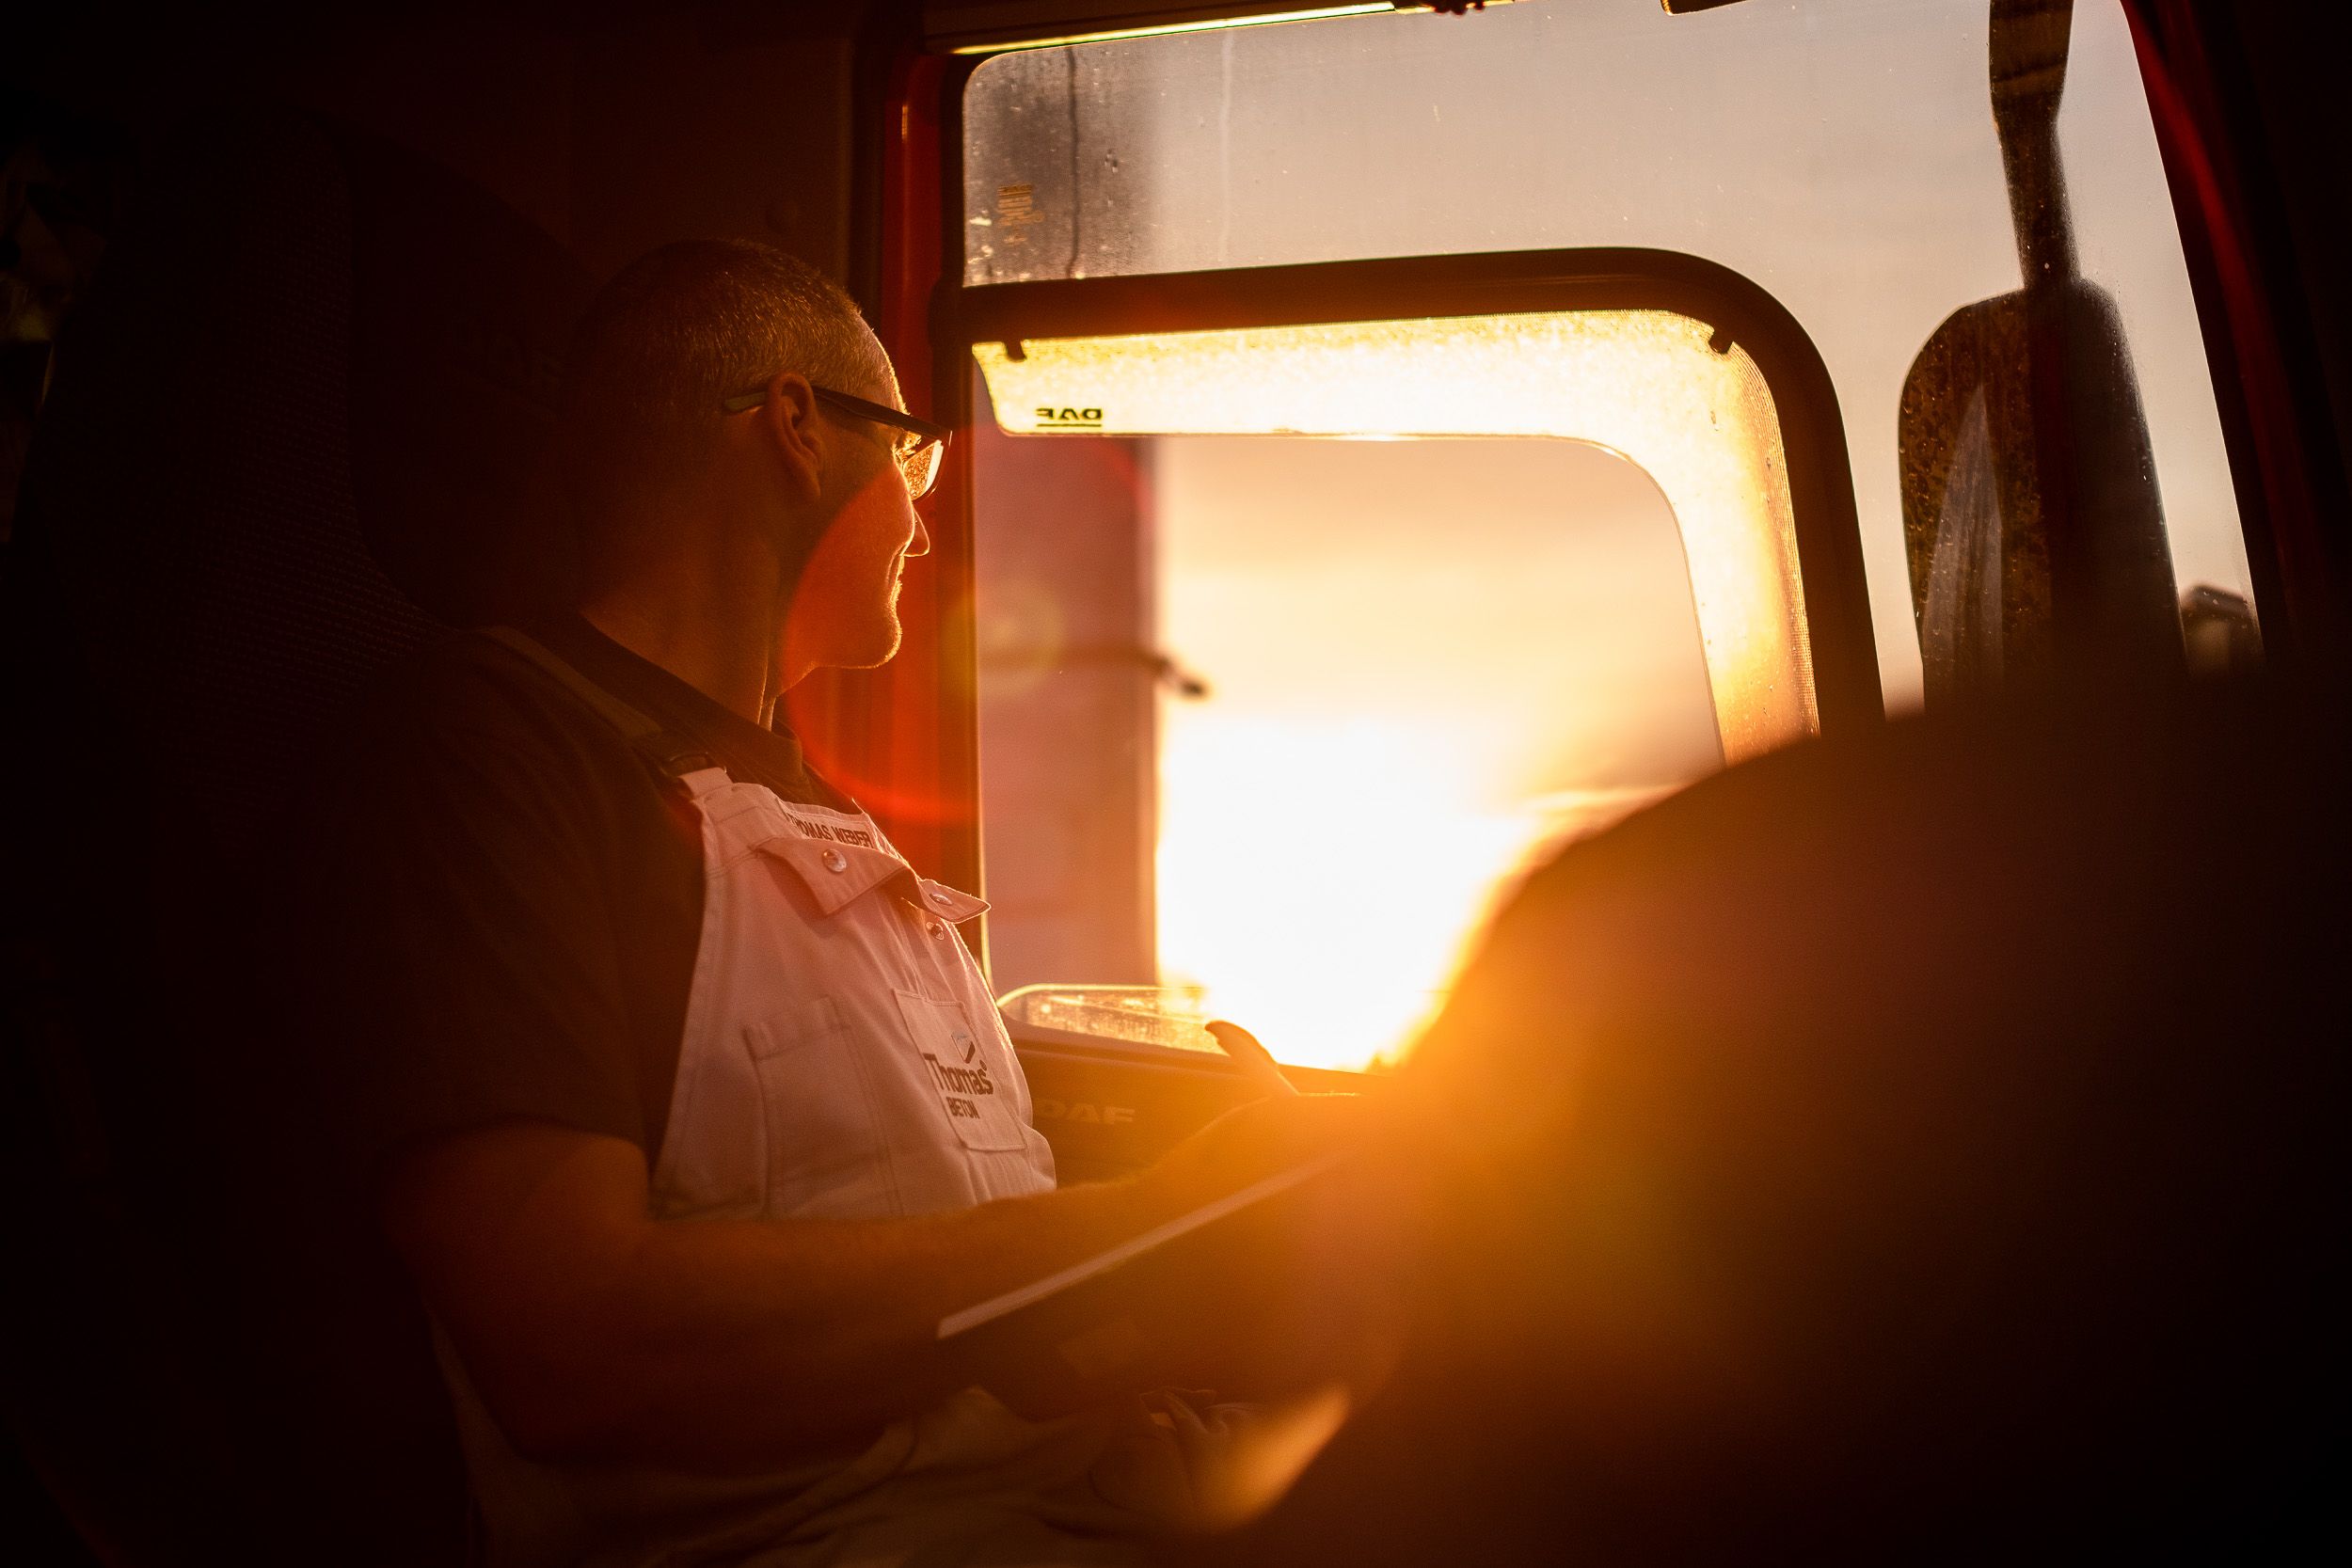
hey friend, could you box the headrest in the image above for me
[20,105,591,861]
[334,123,591,628]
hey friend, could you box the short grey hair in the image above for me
[562,239,876,529]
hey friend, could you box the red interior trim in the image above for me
[2125,2,2331,652]
[787,51,977,883]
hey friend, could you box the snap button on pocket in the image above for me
[926,921,946,940]
[821,848,849,873]
[930,891,952,907]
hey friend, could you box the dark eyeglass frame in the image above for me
[721,381,952,499]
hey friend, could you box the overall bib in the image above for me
[445,634,1207,1568]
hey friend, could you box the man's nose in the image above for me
[905,511,932,559]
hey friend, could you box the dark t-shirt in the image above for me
[295,611,850,1179]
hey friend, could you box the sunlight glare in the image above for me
[1156,711,1667,1071]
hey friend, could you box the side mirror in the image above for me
[1898,0,2182,705]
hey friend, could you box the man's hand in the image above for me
[1134,1092,1371,1220]
[1112,1091,1416,1401]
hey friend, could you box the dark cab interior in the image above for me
[5,2,2348,1560]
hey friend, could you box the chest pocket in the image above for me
[746,997,898,1219]
[894,991,1030,1153]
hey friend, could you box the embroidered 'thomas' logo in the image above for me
[924,1048,996,1122]
[922,1053,994,1099]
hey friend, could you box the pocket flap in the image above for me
[756,834,906,917]
[912,878,989,924]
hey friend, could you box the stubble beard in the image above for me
[844,575,905,669]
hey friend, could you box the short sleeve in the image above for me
[287,654,654,1182]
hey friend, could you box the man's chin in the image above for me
[784,618,903,682]
[842,620,904,671]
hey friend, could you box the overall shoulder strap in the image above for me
[479,626,723,790]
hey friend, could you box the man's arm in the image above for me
[384,1098,1352,1470]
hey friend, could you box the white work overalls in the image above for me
[653,763,1055,1224]
[448,634,1202,1568]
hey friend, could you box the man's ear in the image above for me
[751,371,827,501]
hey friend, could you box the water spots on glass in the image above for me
[995,182,1042,247]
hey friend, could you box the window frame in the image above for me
[834,13,2352,914]
[2122,3,2346,661]
[936,246,1878,1099]
[943,248,1880,986]
[945,243,1883,740]
[835,41,1885,924]
[817,8,2350,1170]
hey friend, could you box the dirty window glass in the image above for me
[961,0,2250,706]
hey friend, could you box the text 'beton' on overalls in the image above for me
[441,632,1196,1568]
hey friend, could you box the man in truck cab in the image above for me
[296,238,1356,1567]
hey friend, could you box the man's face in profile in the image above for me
[785,342,932,677]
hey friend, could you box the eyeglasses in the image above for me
[721,382,951,499]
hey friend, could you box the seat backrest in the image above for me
[1222,679,2347,1563]
[28,107,587,861]
[3,103,589,1563]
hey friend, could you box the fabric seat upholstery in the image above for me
[3,103,590,1564]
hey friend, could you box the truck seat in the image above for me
[4,103,587,1564]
